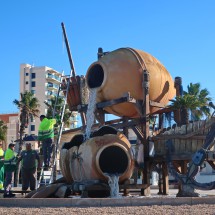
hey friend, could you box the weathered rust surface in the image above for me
[62,76,80,111]
[62,75,89,111]
[153,117,215,160]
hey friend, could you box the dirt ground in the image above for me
[0,204,215,215]
[1,189,215,214]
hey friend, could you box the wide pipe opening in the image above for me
[87,64,104,88]
[99,145,128,175]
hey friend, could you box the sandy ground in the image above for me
[0,205,215,215]
[1,189,215,214]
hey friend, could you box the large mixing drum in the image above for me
[86,47,176,117]
[60,126,135,184]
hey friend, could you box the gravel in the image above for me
[1,205,215,215]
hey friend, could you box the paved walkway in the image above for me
[0,188,215,207]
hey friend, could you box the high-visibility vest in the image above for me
[38,118,56,141]
[0,148,4,158]
[0,148,4,167]
[4,148,17,172]
[4,148,15,161]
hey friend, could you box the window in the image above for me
[31,125,35,131]
[25,81,28,85]
[31,81,36,87]
[26,73,29,76]
[47,82,53,87]
[31,73,36,79]
[46,99,51,105]
[31,90,35,95]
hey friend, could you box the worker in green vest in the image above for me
[4,143,17,198]
[38,115,56,169]
[0,142,4,190]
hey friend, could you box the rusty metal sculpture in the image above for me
[24,24,215,199]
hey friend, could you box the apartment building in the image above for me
[0,113,19,149]
[20,64,79,136]
[20,64,63,135]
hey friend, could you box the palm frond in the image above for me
[169,82,213,124]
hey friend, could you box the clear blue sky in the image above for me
[0,0,215,113]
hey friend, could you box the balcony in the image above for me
[46,90,58,98]
[47,82,59,90]
[46,73,61,83]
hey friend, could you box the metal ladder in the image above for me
[37,73,70,187]
[36,73,69,188]
[37,22,78,187]
[50,74,71,183]
[37,164,53,188]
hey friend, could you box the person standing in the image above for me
[4,143,17,198]
[0,142,4,190]
[18,143,40,191]
[38,115,56,168]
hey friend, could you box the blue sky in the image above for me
[0,0,215,114]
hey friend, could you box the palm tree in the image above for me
[13,91,40,186]
[169,82,212,125]
[0,120,7,148]
[184,83,212,120]
[169,94,201,125]
[13,91,40,154]
[44,97,72,129]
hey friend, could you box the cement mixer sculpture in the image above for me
[23,22,215,199]
[26,46,215,198]
[25,47,178,198]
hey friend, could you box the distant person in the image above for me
[0,142,4,190]
[18,143,40,191]
[4,143,17,198]
[38,115,56,168]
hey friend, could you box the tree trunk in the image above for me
[14,125,24,187]
[181,108,189,125]
[173,109,181,125]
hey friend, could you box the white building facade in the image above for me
[20,64,79,136]
[20,64,63,135]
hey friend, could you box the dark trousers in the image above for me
[21,168,37,191]
[42,138,53,167]
[4,171,14,194]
